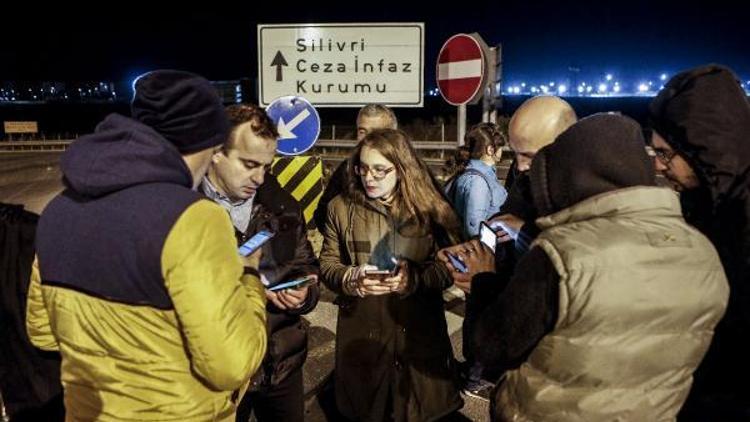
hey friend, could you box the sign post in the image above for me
[436,33,489,145]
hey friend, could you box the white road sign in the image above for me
[258,23,424,107]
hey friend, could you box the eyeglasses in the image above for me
[645,145,679,166]
[354,164,396,180]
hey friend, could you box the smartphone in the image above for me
[446,252,468,273]
[268,275,317,292]
[238,230,275,256]
[365,269,392,280]
[480,221,497,254]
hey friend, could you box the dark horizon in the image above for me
[1,1,748,86]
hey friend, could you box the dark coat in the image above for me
[0,203,62,418]
[241,174,320,389]
[650,64,750,412]
[320,195,463,422]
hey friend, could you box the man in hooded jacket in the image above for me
[25,70,268,422]
[649,64,750,419]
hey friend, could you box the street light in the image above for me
[598,83,608,93]
[606,74,613,81]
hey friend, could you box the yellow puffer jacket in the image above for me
[26,200,267,421]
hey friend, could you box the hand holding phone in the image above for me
[488,214,522,242]
[268,275,318,292]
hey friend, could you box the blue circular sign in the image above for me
[265,96,321,155]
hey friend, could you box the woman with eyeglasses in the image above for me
[319,129,464,421]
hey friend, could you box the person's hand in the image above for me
[439,240,495,293]
[462,240,496,274]
[345,264,390,297]
[487,214,523,243]
[437,243,470,272]
[386,260,409,294]
[266,285,309,310]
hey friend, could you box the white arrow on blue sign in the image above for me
[265,96,321,156]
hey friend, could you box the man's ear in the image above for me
[212,149,224,163]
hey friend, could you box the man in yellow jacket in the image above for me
[26,70,267,421]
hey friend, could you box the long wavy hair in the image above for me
[346,129,462,243]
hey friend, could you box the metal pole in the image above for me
[457,104,467,146]
[482,47,497,124]
[495,43,503,115]
[331,124,336,140]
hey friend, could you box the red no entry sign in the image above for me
[437,33,486,106]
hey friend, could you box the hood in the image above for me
[649,64,750,205]
[530,113,657,216]
[61,114,193,197]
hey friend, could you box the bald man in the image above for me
[490,96,577,249]
[445,96,577,399]
[509,96,578,173]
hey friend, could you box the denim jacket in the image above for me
[453,160,508,237]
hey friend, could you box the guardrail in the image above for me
[0,141,72,152]
[1,139,463,153]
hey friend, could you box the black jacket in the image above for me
[0,203,62,418]
[241,174,320,388]
[650,64,750,407]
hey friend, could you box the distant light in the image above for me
[586,86,593,93]
[598,83,608,93]
[577,86,584,93]
[581,82,587,86]
[541,86,549,93]
[531,87,539,93]
[558,85,567,94]
[613,85,621,93]
[549,82,555,87]
[506,87,514,94]
[513,86,521,94]
[660,73,668,81]
[638,83,649,92]
[606,74,613,81]
[648,81,653,86]
[521,82,526,87]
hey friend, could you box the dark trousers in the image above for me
[236,368,304,422]
[462,293,484,384]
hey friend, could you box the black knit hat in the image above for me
[131,70,230,154]
[530,113,657,216]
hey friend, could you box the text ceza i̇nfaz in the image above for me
[294,38,413,94]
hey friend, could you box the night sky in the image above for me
[1,0,748,84]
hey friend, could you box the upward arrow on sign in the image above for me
[271,51,288,82]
